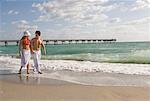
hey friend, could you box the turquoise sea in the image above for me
[0,42,150,64]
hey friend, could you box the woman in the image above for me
[18,31,31,74]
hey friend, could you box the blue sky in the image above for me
[0,0,150,42]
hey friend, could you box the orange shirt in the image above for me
[23,37,30,45]
[21,37,30,50]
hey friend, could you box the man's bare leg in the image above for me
[18,66,23,74]
[27,64,30,74]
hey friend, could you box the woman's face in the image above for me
[26,36,29,39]
[24,36,29,38]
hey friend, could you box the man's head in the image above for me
[35,31,41,38]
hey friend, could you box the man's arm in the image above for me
[41,40,46,55]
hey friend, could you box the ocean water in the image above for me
[0,42,150,64]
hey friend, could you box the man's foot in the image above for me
[38,71,42,74]
[33,69,37,73]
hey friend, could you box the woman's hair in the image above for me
[21,36,26,40]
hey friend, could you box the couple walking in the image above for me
[18,30,46,74]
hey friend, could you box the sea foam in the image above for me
[0,56,150,75]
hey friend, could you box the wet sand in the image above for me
[0,77,150,101]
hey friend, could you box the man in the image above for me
[31,31,46,74]
[18,31,31,74]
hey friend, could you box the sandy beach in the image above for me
[0,79,150,101]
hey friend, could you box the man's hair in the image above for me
[35,31,41,36]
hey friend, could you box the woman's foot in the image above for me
[18,70,21,74]
[18,66,23,74]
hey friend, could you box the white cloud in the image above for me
[34,14,50,22]
[8,10,19,15]
[32,0,115,23]
[31,0,149,41]
[86,0,108,3]
[31,10,36,13]
[32,0,117,40]
[46,17,150,41]
[14,11,19,14]
[42,16,150,41]
[11,20,38,33]
[109,17,121,23]
[8,10,13,14]
[107,17,150,41]
[131,0,150,11]
[11,20,29,25]
[124,17,150,25]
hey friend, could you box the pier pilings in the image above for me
[0,39,116,46]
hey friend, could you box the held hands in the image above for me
[19,51,22,57]
[31,50,34,54]
[19,52,21,57]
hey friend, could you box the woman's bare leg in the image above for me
[18,66,23,74]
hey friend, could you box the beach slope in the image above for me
[0,80,150,101]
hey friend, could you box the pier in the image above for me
[0,39,116,46]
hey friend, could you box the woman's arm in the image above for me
[30,39,34,54]
[18,40,22,56]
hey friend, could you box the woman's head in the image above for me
[23,31,31,37]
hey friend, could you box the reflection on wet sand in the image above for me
[0,70,41,84]
[18,74,41,84]
[18,74,29,83]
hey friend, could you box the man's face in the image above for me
[35,33,39,38]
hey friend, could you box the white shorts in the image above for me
[20,49,31,67]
